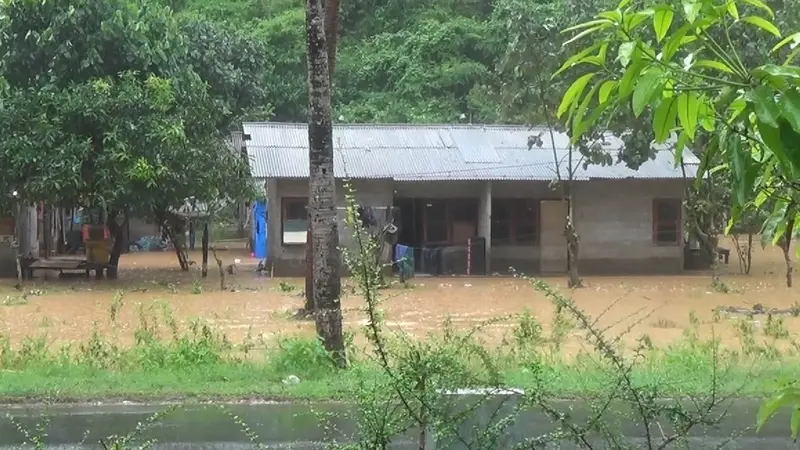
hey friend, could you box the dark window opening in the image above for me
[491,199,540,245]
[653,198,681,245]
[282,197,308,245]
[424,200,449,244]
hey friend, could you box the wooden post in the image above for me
[202,221,209,278]
[189,221,196,250]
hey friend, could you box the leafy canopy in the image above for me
[0,0,255,214]
[555,0,800,248]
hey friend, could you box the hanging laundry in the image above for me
[366,206,376,227]
[357,205,377,228]
[420,247,443,275]
[394,244,414,281]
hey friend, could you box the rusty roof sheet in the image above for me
[242,122,699,181]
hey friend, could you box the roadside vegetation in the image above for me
[0,290,795,403]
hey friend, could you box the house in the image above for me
[241,122,699,276]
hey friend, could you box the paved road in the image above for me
[0,398,794,449]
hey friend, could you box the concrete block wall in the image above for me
[264,177,687,277]
[573,179,685,274]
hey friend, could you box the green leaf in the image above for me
[742,0,775,18]
[662,23,693,61]
[778,119,800,174]
[572,100,611,142]
[618,0,632,8]
[563,24,613,47]
[759,202,789,247]
[748,85,780,127]
[682,0,701,23]
[573,81,602,131]
[782,89,800,133]
[727,136,750,205]
[619,61,645,99]
[726,1,739,20]
[698,101,715,132]
[787,46,800,65]
[653,7,674,42]
[617,41,636,67]
[653,97,678,142]
[740,16,782,38]
[597,11,622,22]
[624,12,652,32]
[757,121,790,171]
[759,390,799,431]
[557,73,596,118]
[598,80,617,103]
[632,69,663,116]
[677,92,699,140]
[552,43,602,78]
[562,18,614,34]
[694,59,735,74]
[726,97,747,124]
[754,188,772,208]
[752,64,800,89]
[598,42,609,62]
[791,408,800,441]
[771,32,800,53]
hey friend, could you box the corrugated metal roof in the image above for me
[242,122,699,181]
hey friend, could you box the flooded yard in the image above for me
[0,239,797,353]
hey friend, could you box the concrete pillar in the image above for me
[478,181,492,273]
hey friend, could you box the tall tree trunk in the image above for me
[170,229,189,271]
[202,221,209,278]
[565,213,582,288]
[307,0,346,368]
[107,210,128,280]
[305,0,340,314]
[781,219,794,288]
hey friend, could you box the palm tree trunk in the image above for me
[305,0,340,314]
[324,0,340,82]
[307,0,346,367]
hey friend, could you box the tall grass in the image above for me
[0,285,796,402]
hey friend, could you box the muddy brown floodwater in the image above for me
[0,238,798,354]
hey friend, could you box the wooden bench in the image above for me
[25,257,108,280]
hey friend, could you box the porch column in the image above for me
[478,181,492,273]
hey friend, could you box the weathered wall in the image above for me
[394,181,484,198]
[573,179,686,274]
[264,177,687,276]
[265,178,394,275]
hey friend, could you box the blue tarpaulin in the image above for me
[254,201,268,259]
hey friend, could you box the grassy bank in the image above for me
[0,303,795,403]
[0,350,796,403]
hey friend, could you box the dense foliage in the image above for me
[166,0,593,123]
[0,0,263,218]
